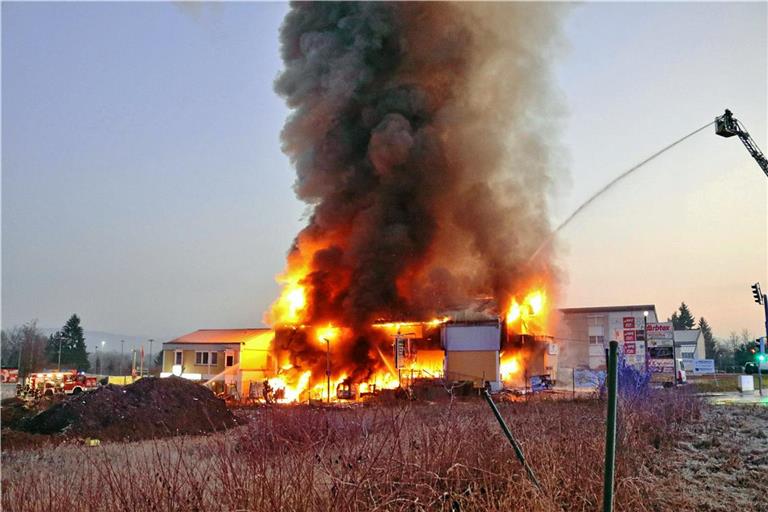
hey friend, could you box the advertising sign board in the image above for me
[693,359,715,375]
[394,336,406,369]
[623,342,637,355]
[623,317,635,329]
[623,330,636,342]
[646,322,674,340]
[649,358,674,374]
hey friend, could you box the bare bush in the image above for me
[2,391,712,511]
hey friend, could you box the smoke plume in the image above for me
[272,2,563,328]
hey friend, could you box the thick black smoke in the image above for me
[274,2,563,327]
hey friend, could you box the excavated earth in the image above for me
[10,376,236,442]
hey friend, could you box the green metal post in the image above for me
[603,340,619,512]
[481,389,542,491]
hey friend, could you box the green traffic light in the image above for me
[759,354,767,363]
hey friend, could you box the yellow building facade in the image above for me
[160,328,274,395]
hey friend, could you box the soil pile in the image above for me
[19,377,236,441]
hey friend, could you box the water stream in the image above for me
[529,121,715,263]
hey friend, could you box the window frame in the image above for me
[195,351,210,365]
[174,351,183,365]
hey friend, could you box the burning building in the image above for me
[246,3,563,400]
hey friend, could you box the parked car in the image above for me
[744,362,768,374]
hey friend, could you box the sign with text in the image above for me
[623,330,636,342]
[649,358,674,374]
[623,317,636,329]
[623,342,637,355]
[648,346,673,359]
[647,339,673,349]
[693,359,715,375]
[635,329,645,341]
[646,322,674,340]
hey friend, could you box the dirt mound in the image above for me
[19,377,236,441]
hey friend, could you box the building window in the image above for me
[589,335,605,345]
[195,351,219,365]
[195,351,209,365]
[588,316,604,327]
[174,351,183,365]
[225,355,234,367]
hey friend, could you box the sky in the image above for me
[2,2,766,347]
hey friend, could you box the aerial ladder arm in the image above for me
[715,109,768,177]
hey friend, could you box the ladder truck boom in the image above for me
[715,109,768,177]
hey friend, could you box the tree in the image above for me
[1,320,50,374]
[46,314,90,371]
[699,317,717,360]
[153,350,164,370]
[669,302,695,330]
[733,329,756,368]
[716,332,740,371]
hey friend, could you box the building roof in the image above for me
[559,305,657,315]
[674,329,702,345]
[164,328,272,345]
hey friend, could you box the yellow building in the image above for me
[160,328,275,395]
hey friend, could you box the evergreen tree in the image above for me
[45,314,90,371]
[699,317,717,359]
[670,302,695,330]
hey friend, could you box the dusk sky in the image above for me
[3,2,766,346]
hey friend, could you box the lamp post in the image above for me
[100,341,105,376]
[57,336,63,371]
[643,311,649,371]
[324,337,331,403]
[148,339,154,374]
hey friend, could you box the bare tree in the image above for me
[1,320,51,375]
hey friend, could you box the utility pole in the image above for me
[120,340,125,381]
[16,338,23,382]
[324,337,331,403]
[148,339,154,373]
[57,336,63,371]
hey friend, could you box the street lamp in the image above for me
[100,341,106,376]
[643,311,649,371]
[57,336,63,371]
[324,337,331,404]
[148,339,155,374]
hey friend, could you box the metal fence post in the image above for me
[603,340,619,512]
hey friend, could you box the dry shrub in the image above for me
[2,391,703,512]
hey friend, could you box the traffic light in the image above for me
[752,283,764,304]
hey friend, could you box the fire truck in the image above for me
[20,370,98,399]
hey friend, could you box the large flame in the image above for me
[506,288,548,334]
[500,352,521,381]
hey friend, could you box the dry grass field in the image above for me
[2,391,765,512]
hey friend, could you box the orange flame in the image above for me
[506,288,548,334]
[500,353,521,381]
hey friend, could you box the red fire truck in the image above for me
[21,370,98,398]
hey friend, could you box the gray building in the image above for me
[674,329,706,360]
[557,304,659,370]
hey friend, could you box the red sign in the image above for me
[0,368,19,383]
[623,317,635,329]
[624,342,636,355]
[623,330,636,342]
